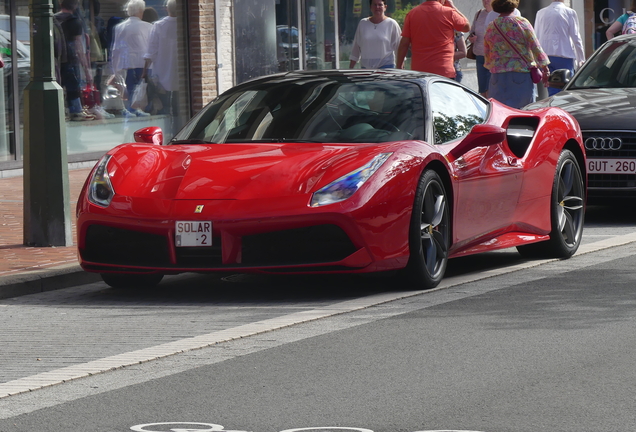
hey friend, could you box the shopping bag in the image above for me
[107,74,128,101]
[130,80,148,110]
[102,85,125,111]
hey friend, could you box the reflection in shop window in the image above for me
[0,16,29,162]
[48,0,189,156]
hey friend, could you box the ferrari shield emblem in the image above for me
[194,205,204,213]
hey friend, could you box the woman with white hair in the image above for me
[111,0,153,117]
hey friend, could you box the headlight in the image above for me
[88,155,115,207]
[310,153,392,207]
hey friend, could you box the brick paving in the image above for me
[0,168,93,278]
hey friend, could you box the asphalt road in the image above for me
[0,203,635,432]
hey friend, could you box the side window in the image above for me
[429,82,488,144]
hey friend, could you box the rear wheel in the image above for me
[517,149,585,258]
[403,170,450,289]
[100,273,164,289]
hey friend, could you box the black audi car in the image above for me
[526,33,636,201]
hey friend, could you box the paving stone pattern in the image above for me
[0,169,92,277]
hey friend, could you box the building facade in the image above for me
[0,0,625,174]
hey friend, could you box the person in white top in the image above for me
[534,0,585,95]
[349,0,402,69]
[143,0,179,126]
[111,0,153,116]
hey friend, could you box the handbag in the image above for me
[493,20,544,84]
[530,66,543,84]
[81,83,98,108]
[465,9,481,60]
[466,41,475,60]
[89,1,105,63]
[89,23,104,62]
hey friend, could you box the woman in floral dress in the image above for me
[484,0,549,108]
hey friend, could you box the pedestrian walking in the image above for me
[468,0,494,96]
[349,0,402,69]
[535,0,585,96]
[484,0,549,108]
[55,0,96,121]
[396,0,470,79]
[111,0,153,117]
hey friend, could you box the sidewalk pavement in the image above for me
[0,168,102,299]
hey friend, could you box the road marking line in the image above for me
[2,234,636,398]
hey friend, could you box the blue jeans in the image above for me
[475,55,491,94]
[362,64,395,69]
[547,56,575,96]
[489,71,535,109]
[60,62,82,112]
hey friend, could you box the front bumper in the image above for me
[77,198,411,275]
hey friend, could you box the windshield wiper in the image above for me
[570,86,604,90]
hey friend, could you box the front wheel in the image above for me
[101,273,164,289]
[517,149,585,258]
[403,170,450,289]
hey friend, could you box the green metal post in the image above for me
[23,0,72,246]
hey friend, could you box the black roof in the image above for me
[234,69,443,89]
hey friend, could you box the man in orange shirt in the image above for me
[396,0,470,79]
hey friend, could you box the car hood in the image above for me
[107,142,396,200]
[526,88,636,130]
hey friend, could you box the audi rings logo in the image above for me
[585,137,622,150]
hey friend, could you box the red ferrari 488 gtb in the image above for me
[77,70,586,289]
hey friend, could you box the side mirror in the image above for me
[133,127,163,145]
[449,124,506,159]
[548,69,572,90]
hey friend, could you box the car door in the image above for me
[428,80,523,245]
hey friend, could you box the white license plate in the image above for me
[588,158,636,174]
[175,221,212,247]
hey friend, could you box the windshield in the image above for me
[569,38,636,89]
[173,77,425,144]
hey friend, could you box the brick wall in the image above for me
[187,0,219,112]
[216,0,235,94]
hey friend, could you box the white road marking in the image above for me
[130,422,227,432]
[279,428,374,432]
[2,233,636,399]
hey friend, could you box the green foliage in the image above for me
[433,113,483,144]
[391,3,415,29]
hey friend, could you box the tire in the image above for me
[403,169,450,289]
[517,149,585,259]
[100,273,164,289]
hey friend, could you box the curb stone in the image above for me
[0,264,102,300]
